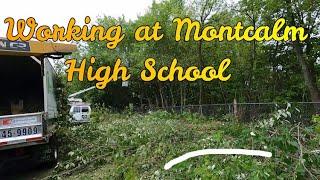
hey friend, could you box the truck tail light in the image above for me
[26,137,43,142]
[0,142,8,146]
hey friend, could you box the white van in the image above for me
[69,104,92,123]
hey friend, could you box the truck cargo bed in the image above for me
[0,56,44,115]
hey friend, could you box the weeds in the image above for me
[46,109,319,179]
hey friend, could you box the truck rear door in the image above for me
[0,112,44,148]
[43,58,58,119]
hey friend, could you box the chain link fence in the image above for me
[160,102,320,121]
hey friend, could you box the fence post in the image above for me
[233,98,238,118]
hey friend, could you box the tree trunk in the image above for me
[247,15,256,102]
[155,95,159,108]
[198,40,204,115]
[158,83,165,108]
[147,98,151,110]
[169,86,175,107]
[183,83,186,106]
[180,83,183,112]
[294,42,320,112]
[285,0,320,112]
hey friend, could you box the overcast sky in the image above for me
[0,0,154,37]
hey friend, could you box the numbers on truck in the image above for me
[22,128,27,136]
[17,129,21,136]
[33,127,38,134]
[1,130,12,138]
[0,126,40,138]
[2,131,6,138]
[7,130,12,137]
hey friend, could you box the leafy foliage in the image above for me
[48,0,320,179]
[56,0,320,110]
[48,110,320,179]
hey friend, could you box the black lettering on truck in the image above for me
[0,39,30,51]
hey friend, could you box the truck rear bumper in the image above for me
[0,134,49,150]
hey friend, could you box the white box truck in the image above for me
[0,38,76,169]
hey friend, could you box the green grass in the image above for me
[50,110,320,179]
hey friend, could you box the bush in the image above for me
[49,110,319,179]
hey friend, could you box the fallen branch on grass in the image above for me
[41,153,112,180]
[296,124,317,180]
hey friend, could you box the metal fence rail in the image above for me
[160,102,320,121]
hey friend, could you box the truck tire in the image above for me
[35,135,58,168]
[46,135,58,167]
[0,159,5,174]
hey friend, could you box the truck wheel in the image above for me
[0,161,5,174]
[46,135,58,167]
[36,135,58,168]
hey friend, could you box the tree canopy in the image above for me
[61,0,320,111]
